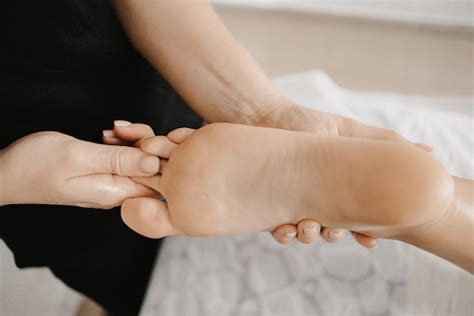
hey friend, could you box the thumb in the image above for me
[85,142,160,177]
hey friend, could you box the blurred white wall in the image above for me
[213,0,474,29]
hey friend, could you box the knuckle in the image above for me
[341,118,358,136]
[110,148,129,175]
[34,131,63,138]
[337,117,355,136]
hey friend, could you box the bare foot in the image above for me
[104,121,369,246]
[123,123,454,239]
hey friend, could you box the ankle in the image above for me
[397,174,468,243]
[396,192,474,273]
[395,194,456,243]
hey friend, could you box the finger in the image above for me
[414,142,434,153]
[340,118,432,152]
[297,219,321,244]
[132,175,161,193]
[321,228,345,243]
[351,232,378,249]
[351,120,410,143]
[141,136,177,158]
[167,128,196,144]
[121,197,179,238]
[271,224,298,244]
[103,136,128,146]
[102,130,128,146]
[339,117,411,144]
[113,120,155,145]
[87,142,160,177]
[67,174,158,209]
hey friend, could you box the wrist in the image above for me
[252,97,297,128]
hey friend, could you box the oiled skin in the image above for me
[158,123,454,238]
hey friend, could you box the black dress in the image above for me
[0,1,202,315]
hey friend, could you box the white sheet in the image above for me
[141,70,474,316]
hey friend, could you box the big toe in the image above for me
[141,136,177,159]
[121,197,176,238]
[167,127,196,144]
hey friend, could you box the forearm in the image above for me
[0,148,9,206]
[399,176,474,273]
[113,0,290,124]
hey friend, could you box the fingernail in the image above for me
[284,232,297,239]
[328,230,344,239]
[366,244,377,251]
[140,156,159,174]
[114,120,131,127]
[102,130,114,137]
[303,225,318,235]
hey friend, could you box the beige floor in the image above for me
[214,5,473,96]
[76,7,473,316]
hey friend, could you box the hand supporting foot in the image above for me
[104,121,376,248]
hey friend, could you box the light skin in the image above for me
[0,131,160,209]
[117,123,473,273]
[111,0,435,246]
[0,0,430,247]
[0,0,420,249]
[0,127,336,247]
[111,0,420,142]
[105,121,377,248]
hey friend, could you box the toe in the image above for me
[297,219,321,244]
[272,224,298,244]
[132,175,161,193]
[121,197,175,238]
[141,136,177,158]
[159,160,168,174]
[321,228,345,243]
[351,232,378,249]
[167,127,196,144]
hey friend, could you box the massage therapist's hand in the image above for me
[256,101,434,151]
[253,102,429,247]
[0,132,159,209]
